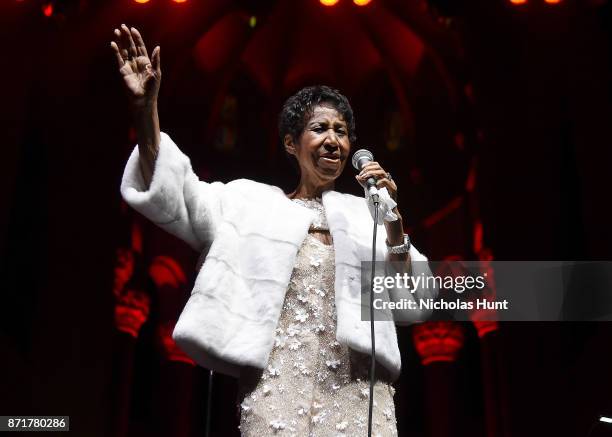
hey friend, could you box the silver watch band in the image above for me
[386,234,411,254]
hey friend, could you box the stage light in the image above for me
[509,0,527,4]
[42,2,53,16]
[544,0,561,3]
[133,0,150,3]
[601,416,612,424]
[320,0,339,6]
[354,0,372,5]
[172,0,187,3]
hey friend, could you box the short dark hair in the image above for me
[278,85,357,147]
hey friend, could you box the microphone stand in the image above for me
[367,195,380,437]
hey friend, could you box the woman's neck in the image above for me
[289,177,334,199]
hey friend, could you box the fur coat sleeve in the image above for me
[120,132,224,253]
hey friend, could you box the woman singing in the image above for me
[112,24,433,436]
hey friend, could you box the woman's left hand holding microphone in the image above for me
[355,161,398,203]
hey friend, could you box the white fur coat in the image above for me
[121,132,432,381]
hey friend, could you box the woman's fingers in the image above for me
[114,28,129,60]
[110,41,125,67]
[359,168,387,180]
[376,177,397,191]
[358,162,391,183]
[115,29,130,62]
[355,173,398,199]
[131,27,148,59]
[377,178,398,201]
[121,24,138,59]
[358,161,380,173]
[356,162,398,199]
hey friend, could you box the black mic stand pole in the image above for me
[367,195,380,437]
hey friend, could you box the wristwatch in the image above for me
[386,234,411,254]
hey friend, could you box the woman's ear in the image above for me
[284,134,296,156]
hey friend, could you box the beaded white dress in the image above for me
[236,197,398,437]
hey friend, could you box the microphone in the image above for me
[352,149,380,201]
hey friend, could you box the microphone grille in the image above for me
[352,149,374,170]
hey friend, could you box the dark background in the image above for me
[1,0,612,436]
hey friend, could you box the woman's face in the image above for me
[285,104,351,186]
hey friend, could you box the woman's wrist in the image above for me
[134,101,160,148]
[133,100,160,188]
[384,210,405,246]
[131,97,158,114]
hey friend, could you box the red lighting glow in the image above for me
[172,0,188,3]
[354,0,372,5]
[158,323,195,365]
[320,0,339,6]
[473,321,499,339]
[133,0,151,4]
[544,0,561,3]
[42,2,53,16]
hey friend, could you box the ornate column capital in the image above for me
[114,288,151,338]
[413,321,465,365]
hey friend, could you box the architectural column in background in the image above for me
[413,321,465,437]
[110,216,151,437]
[150,256,197,437]
[469,247,510,437]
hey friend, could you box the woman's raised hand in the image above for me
[110,24,161,110]
[111,24,161,187]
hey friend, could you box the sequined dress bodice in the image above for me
[236,197,397,436]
